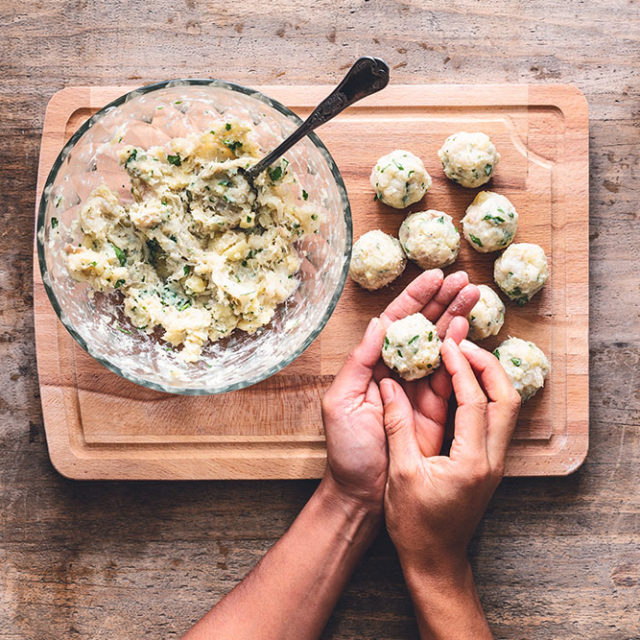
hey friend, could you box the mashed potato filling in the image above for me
[65,122,320,363]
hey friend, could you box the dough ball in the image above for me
[494,337,550,402]
[494,243,549,305]
[382,313,441,380]
[462,191,518,253]
[370,150,432,209]
[467,285,505,341]
[349,230,406,290]
[438,131,501,188]
[399,210,460,270]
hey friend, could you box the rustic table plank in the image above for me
[1,0,639,638]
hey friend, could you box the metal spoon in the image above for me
[243,57,389,184]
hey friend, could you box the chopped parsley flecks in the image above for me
[51,217,59,228]
[408,335,420,345]
[484,163,493,176]
[302,189,309,201]
[167,154,182,167]
[510,357,521,366]
[110,242,127,266]
[470,234,483,247]
[268,165,283,181]
[223,140,243,153]
[124,148,138,167]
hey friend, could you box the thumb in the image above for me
[380,379,422,470]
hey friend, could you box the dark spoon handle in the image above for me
[246,57,390,180]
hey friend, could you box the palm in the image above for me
[323,378,387,505]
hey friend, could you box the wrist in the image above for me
[316,473,383,537]
[320,469,385,520]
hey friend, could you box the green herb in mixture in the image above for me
[110,242,127,266]
[167,154,182,167]
[268,165,283,181]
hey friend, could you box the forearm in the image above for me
[183,475,381,640]
[401,557,493,640]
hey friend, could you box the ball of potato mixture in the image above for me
[494,337,550,402]
[494,243,549,305]
[399,210,460,270]
[349,230,406,290]
[438,132,500,188]
[370,150,432,209]
[462,191,518,253]
[382,313,441,380]
[467,285,505,341]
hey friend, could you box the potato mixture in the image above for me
[438,131,500,188]
[462,191,518,253]
[494,337,550,402]
[370,150,432,209]
[467,284,505,341]
[382,313,441,381]
[65,121,320,363]
[399,210,460,270]
[349,229,406,290]
[494,242,549,305]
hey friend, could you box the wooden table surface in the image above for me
[1,1,638,638]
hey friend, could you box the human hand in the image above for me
[321,270,480,513]
[382,338,521,575]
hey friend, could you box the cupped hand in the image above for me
[382,338,522,575]
[321,270,480,512]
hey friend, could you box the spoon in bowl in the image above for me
[242,57,389,186]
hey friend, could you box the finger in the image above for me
[380,269,444,327]
[422,271,469,324]
[404,383,446,458]
[434,283,480,339]
[429,315,469,399]
[440,337,488,461]
[330,317,385,399]
[380,378,422,472]
[459,340,521,468]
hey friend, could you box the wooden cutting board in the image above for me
[33,84,589,479]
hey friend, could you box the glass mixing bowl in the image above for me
[37,80,352,394]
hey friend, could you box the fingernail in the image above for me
[380,378,396,401]
[444,337,457,349]
[461,339,480,350]
[432,268,444,280]
[364,317,379,338]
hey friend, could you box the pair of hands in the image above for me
[321,269,521,572]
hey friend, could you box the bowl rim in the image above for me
[37,78,353,395]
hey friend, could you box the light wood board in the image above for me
[33,84,589,479]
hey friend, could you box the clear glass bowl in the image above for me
[37,80,352,395]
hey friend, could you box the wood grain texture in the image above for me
[1,0,639,638]
[34,83,589,480]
